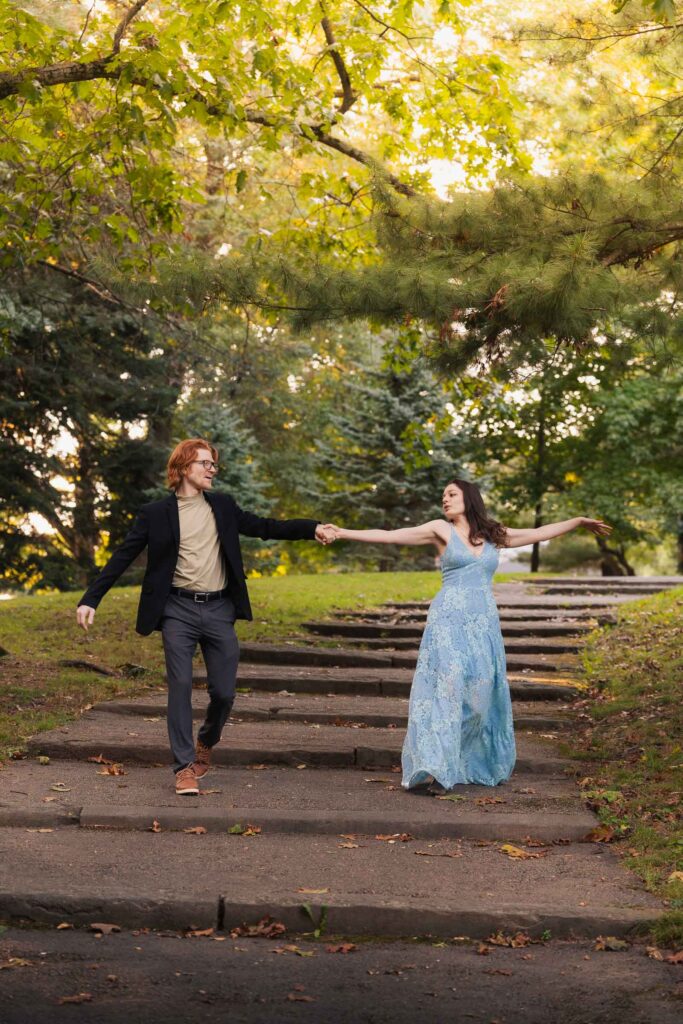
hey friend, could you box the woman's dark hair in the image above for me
[447,479,507,548]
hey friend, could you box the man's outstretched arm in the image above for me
[233,502,328,543]
[76,510,150,631]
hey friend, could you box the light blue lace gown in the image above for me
[402,526,516,789]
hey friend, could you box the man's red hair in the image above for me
[166,438,218,490]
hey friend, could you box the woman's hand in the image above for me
[578,517,612,537]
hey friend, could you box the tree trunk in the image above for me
[70,433,100,588]
[678,514,683,574]
[596,536,636,576]
[530,389,546,574]
[530,500,543,573]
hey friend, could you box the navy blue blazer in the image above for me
[78,491,319,635]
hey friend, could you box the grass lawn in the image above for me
[0,570,519,762]
[565,587,683,946]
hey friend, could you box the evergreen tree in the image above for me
[0,272,174,590]
[314,358,463,571]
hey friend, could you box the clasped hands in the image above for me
[315,523,341,546]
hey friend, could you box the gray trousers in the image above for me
[160,594,239,772]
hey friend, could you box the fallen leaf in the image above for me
[375,833,413,843]
[247,764,267,770]
[523,836,550,848]
[97,764,127,776]
[647,946,664,961]
[665,950,683,965]
[364,778,392,784]
[143,717,161,722]
[0,958,33,970]
[58,993,93,1005]
[326,943,356,954]
[297,888,329,894]
[286,993,314,1002]
[25,828,53,833]
[583,825,616,844]
[436,794,467,802]
[476,944,492,955]
[475,797,505,805]
[296,764,307,770]
[56,922,74,930]
[87,754,115,765]
[185,927,214,938]
[230,916,286,939]
[340,833,358,840]
[50,783,71,792]
[227,823,261,837]
[338,842,360,849]
[37,756,50,765]
[594,936,629,952]
[514,787,536,794]
[487,931,531,948]
[499,843,547,860]
[42,797,57,803]
[199,788,222,796]
[149,819,162,833]
[183,826,207,835]
[668,871,683,883]
[273,944,312,956]
[89,923,121,935]
[483,968,513,976]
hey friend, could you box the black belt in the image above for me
[170,586,230,604]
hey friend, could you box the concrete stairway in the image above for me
[0,578,674,940]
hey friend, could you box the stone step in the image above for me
[523,575,683,587]
[238,642,578,675]
[0,828,662,939]
[340,608,613,623]
[388,595,636,610]
[27,714,569,772]
[531,585,671,596]
[303,623,582,653]
[211,663,582,701]
[93,691,572,732]
[337,617,595,636]
[324,636,578,652]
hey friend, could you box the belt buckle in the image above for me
[193,592,210,603]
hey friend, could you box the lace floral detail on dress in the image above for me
[401,527,516,789]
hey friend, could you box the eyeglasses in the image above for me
[191,460,219,471]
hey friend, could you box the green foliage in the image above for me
[571,587,683,914]
[0,0,522,271]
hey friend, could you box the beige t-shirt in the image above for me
[172,492,228,592]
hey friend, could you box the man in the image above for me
[77,438,335,795]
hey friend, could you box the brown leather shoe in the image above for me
[193,740,211,779]
[175,765,199,796]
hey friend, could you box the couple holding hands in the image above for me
[77,437,610,795]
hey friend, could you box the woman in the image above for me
[329,481,610,793]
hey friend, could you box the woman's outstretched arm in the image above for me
[331,520,451,547]
[504,517,611,549]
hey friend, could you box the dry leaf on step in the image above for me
[498,843,547,860]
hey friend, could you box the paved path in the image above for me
[1,576,680,1021]
[1,927,680,1024]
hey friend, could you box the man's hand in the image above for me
[315,523,338,546]
[76,605,96,631]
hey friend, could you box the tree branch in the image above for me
[0,48,418,197]
[320,10,357,114]
[112,0,151,54]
